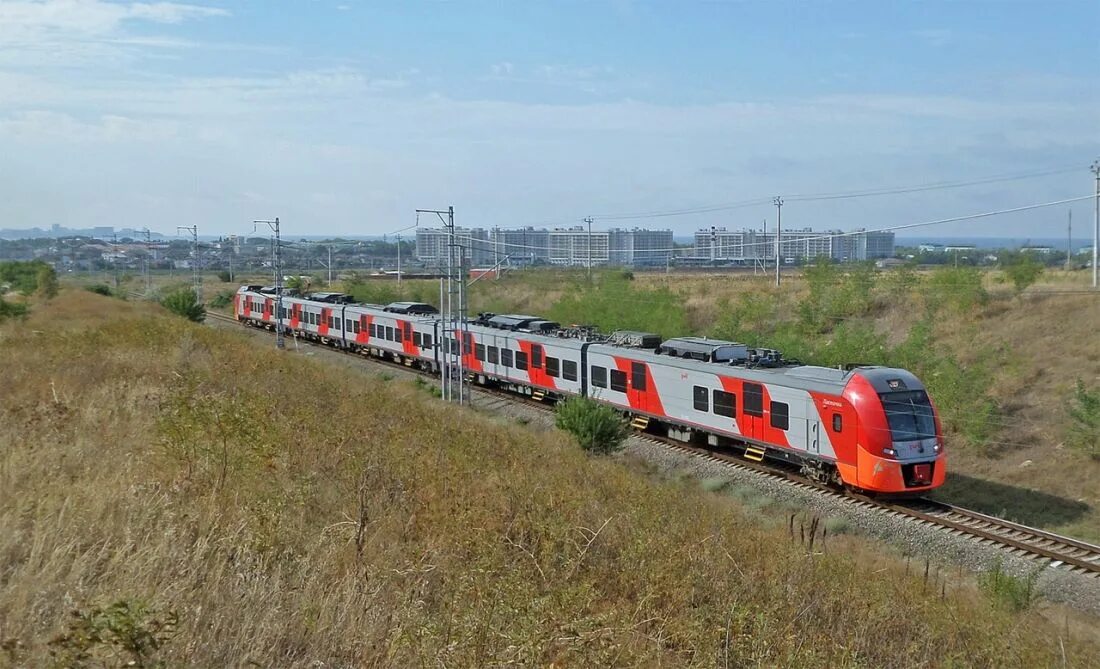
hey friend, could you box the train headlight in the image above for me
[933,443,943,454]
[882,448,897,458]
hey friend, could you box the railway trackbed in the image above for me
[204,310,1100,579]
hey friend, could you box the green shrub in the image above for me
[0,260,53,295]
[48,599,178,668]
[217,270,233,283]
[160,288,206,322]
[979,560,1039,611]
[35,264,59,299]
[0,298,29,321]
[1067,379,1100,458]
[927,266,988,311]
[554,396,630,455]
[208,290,234,309]
[1003,254,1043,294]
[85,284,112,296]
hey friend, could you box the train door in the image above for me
[629,361,648,413]
[805,398,821,455]
[742,382,765,440]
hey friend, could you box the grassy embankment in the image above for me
[1,291,1097,666]
[341,265,1100,542]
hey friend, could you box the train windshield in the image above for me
[880,390,937,442]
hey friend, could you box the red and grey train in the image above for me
[234,285,946,494]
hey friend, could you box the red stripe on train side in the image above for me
[356,314,373,344]
[400,320,421,357]
[516,340,554,389]
[319,307,331,336]
[611,356,666,417]
[717,375,790,448]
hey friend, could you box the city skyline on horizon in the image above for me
[0,1,1097,240]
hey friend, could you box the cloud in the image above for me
[489,61,514,77]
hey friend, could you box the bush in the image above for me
[1003,254,1043,294]
[35,264,59,299]
[979,560,1039,611]
[0,298,29,321]
[554,396,630,455]
[85,284,112,296]
[217,270,233,283]
[0,260,54,295]
[160,288,206,323]
[1067,379,1100,458]
[49,599,178,667]
[208,290,234,309]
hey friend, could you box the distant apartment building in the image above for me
[415,226,673,267]
[489,227,550,266]
[694,227,894,263]
[415,227,492,268]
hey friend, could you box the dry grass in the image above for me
[0,291,1098,667]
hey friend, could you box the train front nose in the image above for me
[858,438,946,492]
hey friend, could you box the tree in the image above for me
[217,270,233,283]
[1003,254,1043,294]
[555,396,630,455]
[1067,379,1100,458]
[36,264,59,299]
[161,288,206,322]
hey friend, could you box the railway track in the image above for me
[204,310,1100,578]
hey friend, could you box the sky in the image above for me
[1,0,1098,239]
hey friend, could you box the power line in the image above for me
[415,194,1098,258]
[585,164,1081,222]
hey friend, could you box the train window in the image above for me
[501,348,514,367]
[563,360,578,381]
[395,326,403,343]
[531,345,543,369]
[713,390,736,418]
[591,365,607,388]
[515,351,529,370]
[546,356,560,378]
[354,321,361,334]
[345,319,353,331]
[475,344,486,362]
[610,369,627,393]
[631,362,647,392]
[832,413,842,433]
[465,333,474,353]
[413,332,422,347]
[693,386,709,412]
[744,383,764,417]
[386,326,394,341]
[770,401,789,430]
[422,333,432,349]
[450,338,460,355]
[488,346,499,364]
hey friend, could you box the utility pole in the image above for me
[254,218,283,349]
[176,225,200,300]
[1066,210,1073,271]
[111,232,120,290]
[1091,159,1100,289]
[493,226,500,279]
[761,217,767,274]
[773,197,783,287]
[328,245,334,284]
[142,228,151,294]
[417,206,463,403]
[396,234,402,285]
[584,216,594,281]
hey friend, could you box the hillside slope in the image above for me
[1,292,1097,667]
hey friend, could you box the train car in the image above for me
[235,285,277,327]
[457,318,586,399]
[585,340,945,494]
[341,302,438,370]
